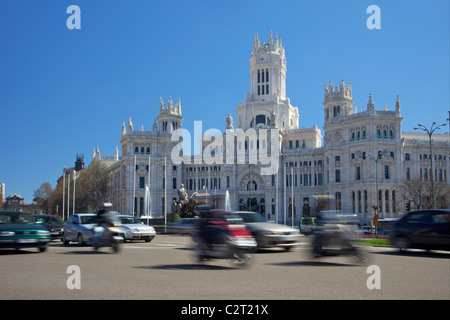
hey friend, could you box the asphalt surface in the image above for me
[0,234,449,300]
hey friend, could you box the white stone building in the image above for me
[93,32,449,224]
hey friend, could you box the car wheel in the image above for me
[62,233,69,245]
[77,233,85,246]
[395,238,409,252]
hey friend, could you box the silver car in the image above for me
[62,213,97,245]
[235,211,302,251]
[118,215,156,242]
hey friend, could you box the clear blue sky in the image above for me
[1,0,449,204]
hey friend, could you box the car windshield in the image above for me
[80,215,96,224]
[240,213,266,223]
[302,219,311,225]
[120,216,140,224]
[0,212,31,224]
[34,216,60,224]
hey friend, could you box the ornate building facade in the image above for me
[93,32,449,224]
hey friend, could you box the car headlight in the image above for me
[0,231,15,236]
[37,230,50,236]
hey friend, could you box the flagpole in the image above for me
[132,155,136,216]
[67,174,70,218]
[62,170,65,221]
[147,155,151,225]
[164,156,167,234]
[73,171,76,216]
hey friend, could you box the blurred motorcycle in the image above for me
[89,210,124,253]
[192,211,257,267]
[309,214,369,265]
[91,225,124,253]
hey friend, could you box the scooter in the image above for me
[90,225,124,253]
[310,228,368,264]
[193,222,257,267]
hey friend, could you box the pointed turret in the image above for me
[367,93,374,110]
[395,95,401,114]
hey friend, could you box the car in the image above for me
[389,209,450,252]
[0,211,51,252]
[299,217,316,235]
[118,215,156,242]
[167,218,198,235]
[30,215,64,240]
[235,211,302,251]
[62,213,97,246]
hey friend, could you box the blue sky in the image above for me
[0,0,449,204]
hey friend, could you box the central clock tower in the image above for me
[236,32,298,130]
[249,31,287,102]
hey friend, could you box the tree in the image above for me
[75,160,110,212]
[399,179,449,211]
[33,182,53,214]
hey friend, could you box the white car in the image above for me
[235,211,302,251]
[118,215,156,242]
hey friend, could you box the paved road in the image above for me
[0,234,449,300]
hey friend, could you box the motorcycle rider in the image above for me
[93,202,116,245]
[197,208,225,250]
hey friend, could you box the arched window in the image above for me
[255,114,266,126]
[247,180,257,191]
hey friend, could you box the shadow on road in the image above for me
[133,264,234,271]
[268,260,364,267]
[373,249,450,259]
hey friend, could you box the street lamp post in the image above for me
[368,152,383,218]
[414,122,447,209]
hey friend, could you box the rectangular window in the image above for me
[335,170,341,182]
[384,165,390,179]
[356,166,361,180]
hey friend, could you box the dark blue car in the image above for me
[390,209,450,252]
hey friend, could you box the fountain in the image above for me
[225,190,231,211]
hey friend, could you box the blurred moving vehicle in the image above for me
[389,209,450,252]
[235,211,301,251]
[118,215,156,242]
[299,217,316,235]
[31,215,64,240]
[310,213,368,264]
[193,210,257,267]
[0,211,51,252]
[375,218,398,236]
[91,212,124,253]
[62,213,97,245]
[167,218,198,235]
